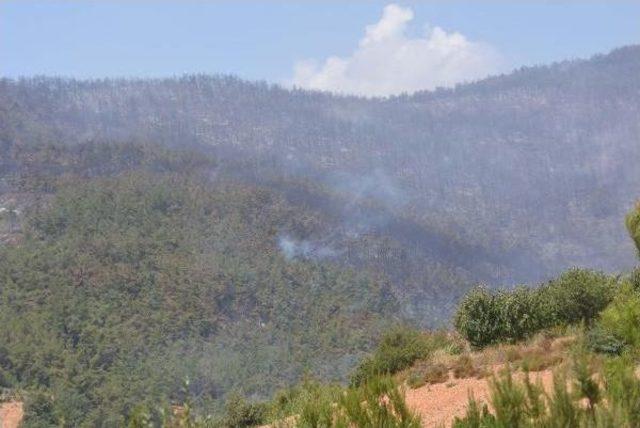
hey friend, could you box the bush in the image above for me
[222,392,268,428]
[519,350,562,372]
[296,386,335,428]
[452,355,477,379]
[290,375,421,428]
[23,390,57,427]
[406,370,427,389]
[498,287,551,341]
[454,286,550,348]
[454,270,616,348]
[406,362,449,388]
[266,378,342,427]
[335,376,421,428]
[599,284,640,350]
[586,326,626,356]
[541,269,616,326]
[454,286,504,348]
[423,363,450,385]
[626,201,640,256]
[350,327,447,386]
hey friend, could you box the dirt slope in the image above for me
[405,368,554,428]
[0,401,23,428]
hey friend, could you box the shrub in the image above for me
[498,287,550,342]
[423,363,449,385]
[487,369,528,427]
[297,389,334,428]
[504,345,523,363]
[267,378,341,427]
[626,201,640,256]
[23,390,57,427]
[336,376,421,428]
[586,326,626,356]
[454,269,616,348]
[541,269,616,326]
[292,375,421,427]
[454,286,503,348]
[454,286,549,348]
[602,356,640,426]
[599,284,640,350]
[452,355,477,379]
[222,392,268,428]
[452,398,492,428]
[406,362,449,388]
[350,327,445,386]
[520,350,561,372]
[406,370,427,389]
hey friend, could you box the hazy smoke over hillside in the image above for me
[1,44,639,294]
[278,235,338,260]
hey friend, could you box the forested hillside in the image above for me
[0,45,639,425]
[2,45,639,279]
[0,143,406,425]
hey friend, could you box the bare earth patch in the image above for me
[0,401,23,428]
[405,367,554,428]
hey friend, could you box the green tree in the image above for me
[626,201,640,256]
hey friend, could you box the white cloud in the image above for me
[290,4,505,97]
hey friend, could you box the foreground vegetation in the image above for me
[453,353,640,427]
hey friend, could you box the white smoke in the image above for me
[278,235,338,261]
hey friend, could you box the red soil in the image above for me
[405,367,554,428]
[0,401,23,428]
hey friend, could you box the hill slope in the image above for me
[2,45,639,280]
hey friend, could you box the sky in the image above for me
[2,1,640,96]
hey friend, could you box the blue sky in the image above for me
[2,1,639,95]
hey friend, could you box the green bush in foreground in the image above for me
[541,269,616,326]
[626,201,640,256]
[292,376,420,428]
[222,392,268,427]
[267,378,342,428]
[455,269,616,348]
[453,286,503,349]
[199,375,421,428]
[598,284,640,351]
[585,325,625,356]
[349,326,452,386]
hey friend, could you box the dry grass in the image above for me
[452,355,477,379]
[407,362,450,389]
[520,349,563,372]
[424,363,449,385]
[403,332,574,389]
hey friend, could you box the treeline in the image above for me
[454,269,617,348]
